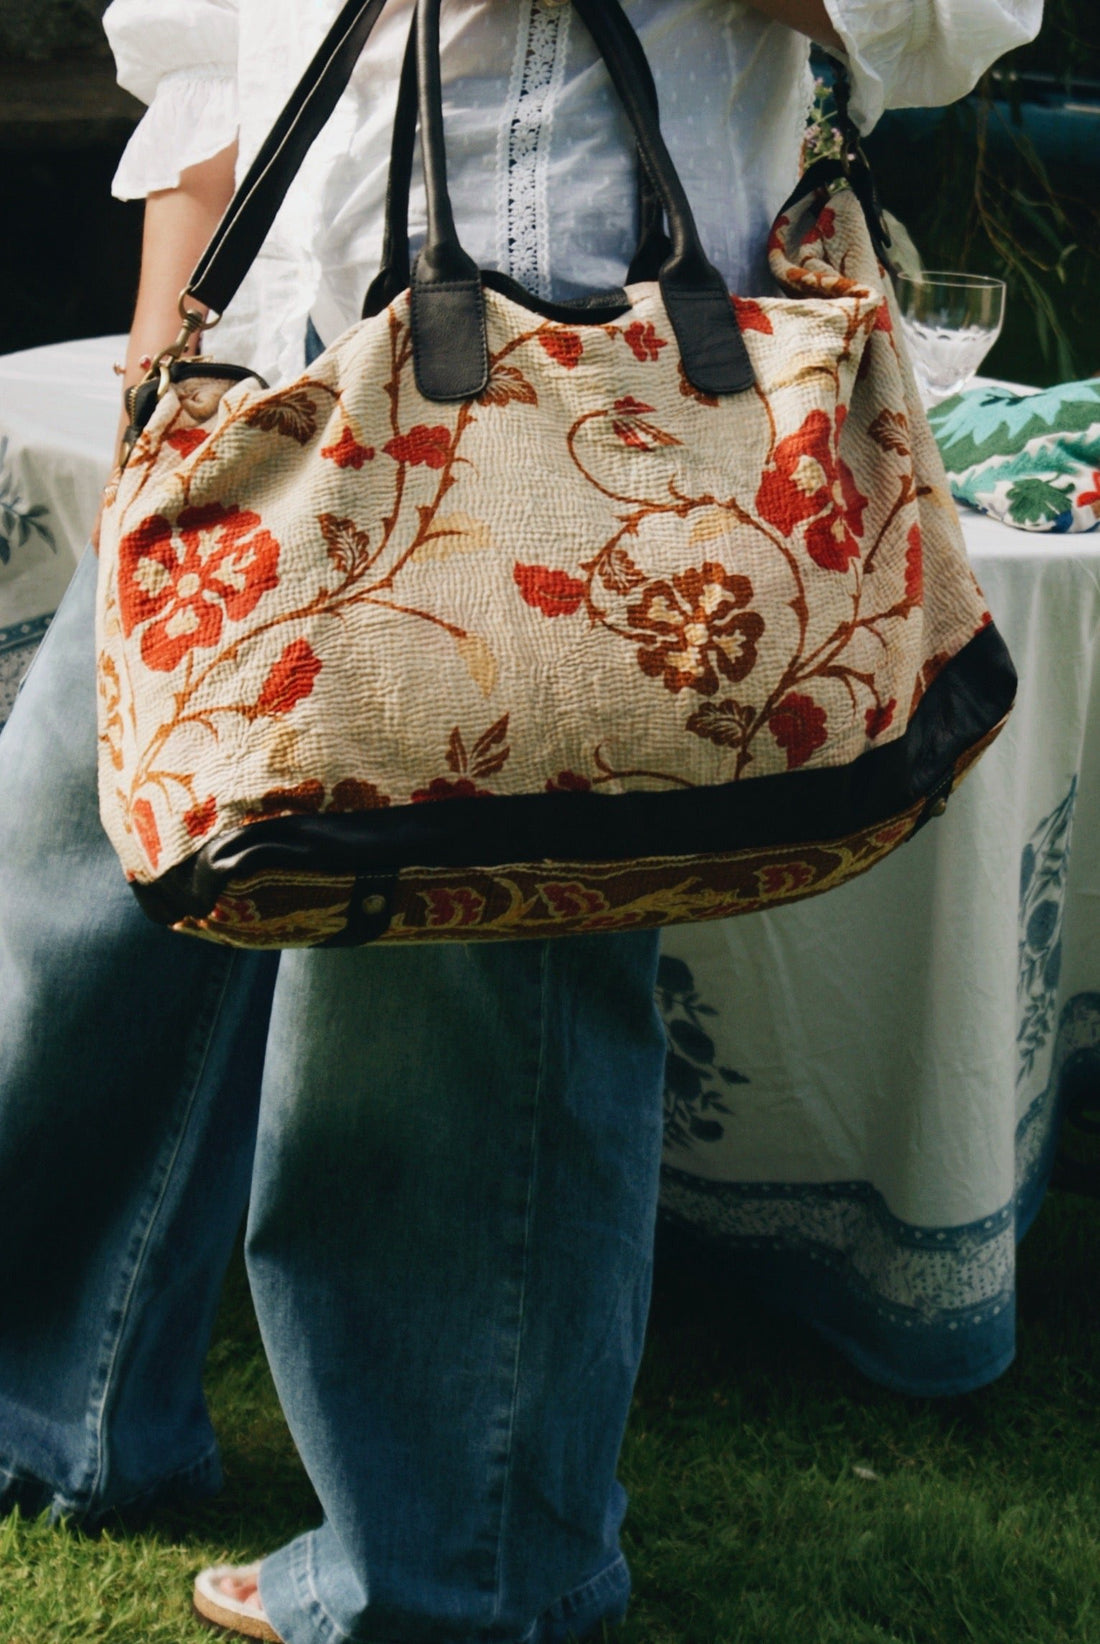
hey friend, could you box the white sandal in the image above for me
[192,1563,285,1642]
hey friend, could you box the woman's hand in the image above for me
[97,140,238,551]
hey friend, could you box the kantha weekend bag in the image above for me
[97,0,1016,949]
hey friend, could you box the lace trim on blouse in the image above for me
[496,0,572,302]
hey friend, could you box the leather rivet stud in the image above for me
[930,797,948,817]
[363,893,387,916]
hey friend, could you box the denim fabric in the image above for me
[0,410,667,1637]
[0,549,278,1521]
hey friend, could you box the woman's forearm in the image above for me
[96,140,238,540]
[119,140,239,408]
[740,0,843,52]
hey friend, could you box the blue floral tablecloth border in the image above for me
[657,778,1099,1397]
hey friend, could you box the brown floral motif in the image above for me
[768,692,828,769]
[626,562,765,697]
[321,425,375,468]
[384,425,453,469]
[246,780,326,820]
[868,408,909,456]
[243,387,322,445]
[255,640,323,717]
[538,329,583,369]
[610,397,681,452]
[328,778,390,812]
[755,407,867,573]
[478,364,538,408]
[623,321,668,362]
[118,503,280,673]
[865,698,896,740]
[685,698,755,750]
[412,777,494,803]
[320,514,372,577]
[412,716,512,802]
[546,771,593,793]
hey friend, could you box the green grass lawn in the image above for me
[3,1186,1100,1644]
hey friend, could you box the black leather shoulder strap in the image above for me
[188,0,390,315]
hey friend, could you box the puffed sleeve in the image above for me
[822,0,1044,131]
[102,0,240,199]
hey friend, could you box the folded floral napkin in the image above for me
[927,378,1100,532]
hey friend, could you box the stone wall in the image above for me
[0,0,109,60]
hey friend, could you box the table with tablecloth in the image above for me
[2,337,1097,1398]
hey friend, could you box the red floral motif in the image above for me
[423,886,486,928]
[904,524,924,605]
[872,300,894,333]
[514,564,586,617]
[383,425,452,469]
[756,859,816,897]
[1077,470,1100,514]
[539,882,611,918]
[184,796,218,838]
[321,426,375,468]
[166,427,209,458]
[546,770,592,793]
[539,329,583,369]
[131,797,161,868]
[766,212,790,256]
[411,777,494,803]
[626,562,765,696]
[118,503,280,673]
[802,203,837,246]
[255,639,323,716]
[623,321,667,362]
[732,297,774,335]
[755,408,867,573]
[768,692,828,769]
[865,698,897,740]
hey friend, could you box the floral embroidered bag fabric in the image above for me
[96,0,1016,949]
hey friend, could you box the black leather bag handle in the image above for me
[410,0,754,402]
[363,4,671,319]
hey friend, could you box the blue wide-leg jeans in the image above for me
[0,549,667,1643]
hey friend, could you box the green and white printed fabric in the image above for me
[928,379,1100,533]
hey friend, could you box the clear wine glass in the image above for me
[894,271,1007,407]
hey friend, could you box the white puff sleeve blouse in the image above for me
[102,0,1042,387]
[105,0,240,197]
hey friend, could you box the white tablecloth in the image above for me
[0,336,121,715]
[2,340,1096,1396]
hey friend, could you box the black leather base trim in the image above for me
[133,624,1015,926]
